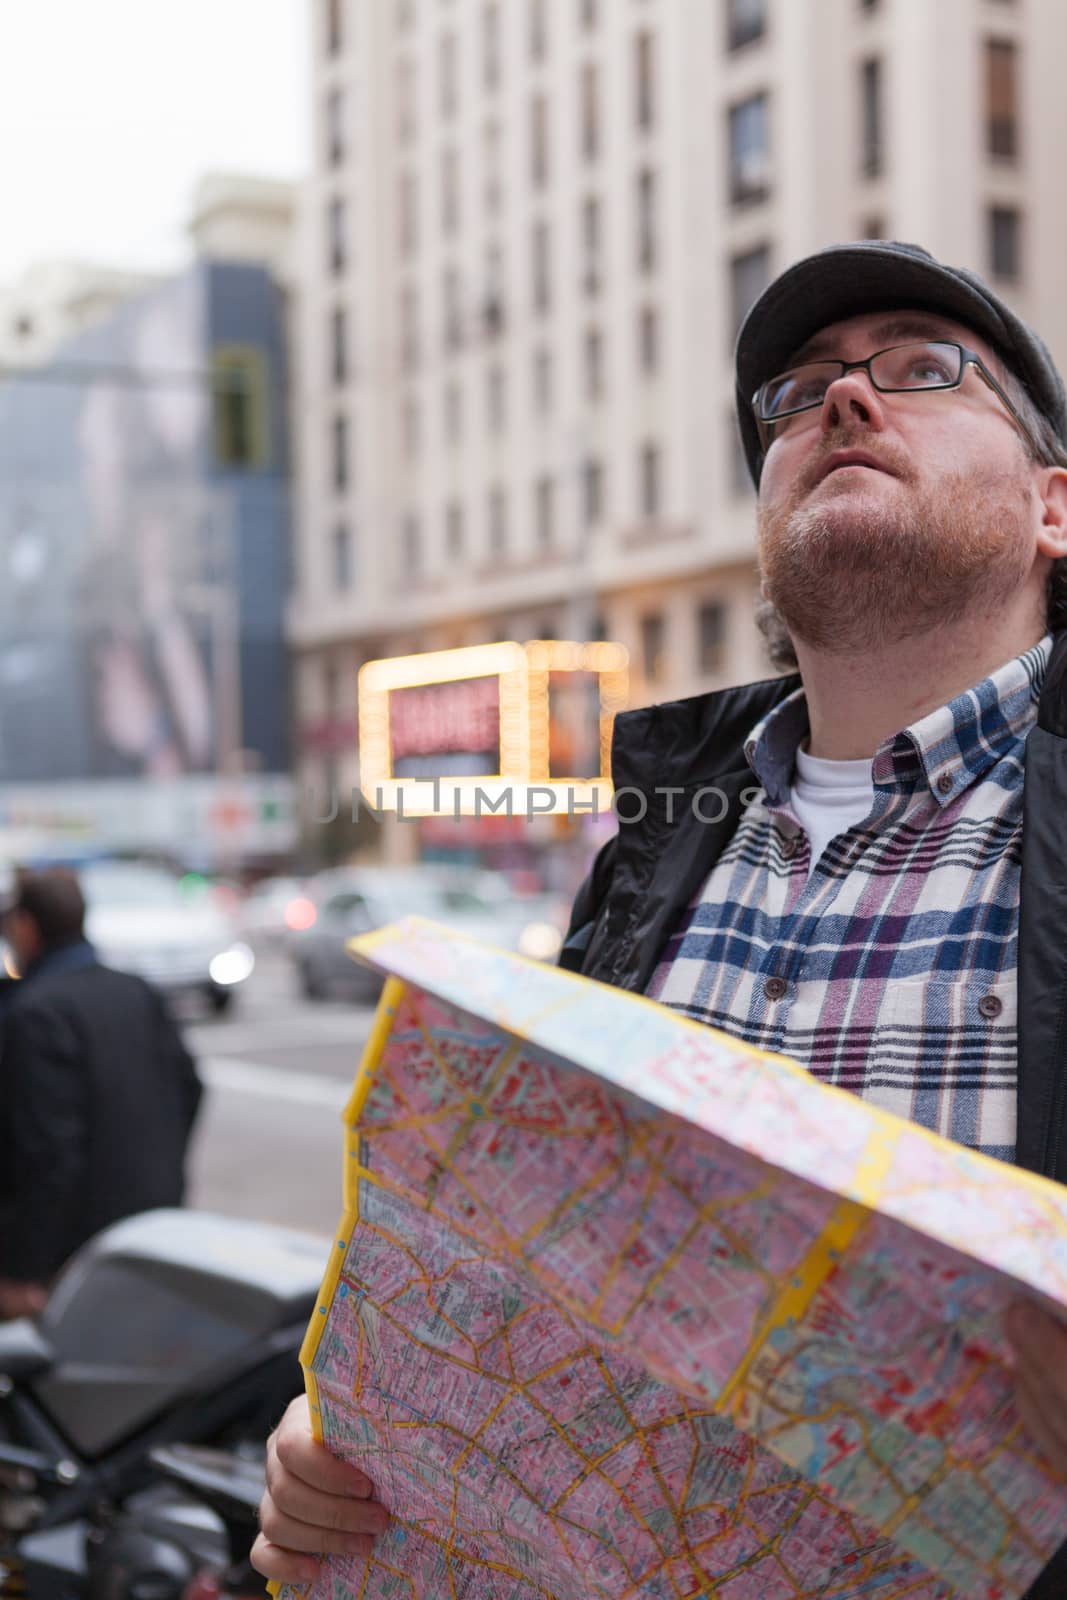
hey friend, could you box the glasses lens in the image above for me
[869,342,962,392]
[759,361,842,421]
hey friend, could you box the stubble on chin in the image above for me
[757,465,1033,656]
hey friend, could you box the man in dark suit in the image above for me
[0,868,203,1317]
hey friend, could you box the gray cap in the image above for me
[734,239,1067,487]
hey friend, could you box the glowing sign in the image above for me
[357,640,628,816]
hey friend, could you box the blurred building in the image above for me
[0,178,298,870]
[290,0,1067,851]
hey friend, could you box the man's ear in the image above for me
[1035,467,1067,561]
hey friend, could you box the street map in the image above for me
[281,917,1067,1600]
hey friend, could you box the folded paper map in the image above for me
[286,916,1067,1600]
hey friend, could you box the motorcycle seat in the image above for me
[0,1317,54,1381]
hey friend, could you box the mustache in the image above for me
[796,429,916,498]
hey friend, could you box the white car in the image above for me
[289,866,566,1002]
[82,861,254,1014]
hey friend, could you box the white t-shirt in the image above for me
[789,742,875,873]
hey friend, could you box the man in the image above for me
[0,868,203,1315]
[250,242,1067,1596]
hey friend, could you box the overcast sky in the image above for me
[0,0,310,283]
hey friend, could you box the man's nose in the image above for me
[818,369,887,433]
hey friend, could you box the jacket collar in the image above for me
[610,629,1067,795]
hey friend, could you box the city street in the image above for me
[182,948,376,1240]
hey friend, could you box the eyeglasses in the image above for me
[752,340,1042,458]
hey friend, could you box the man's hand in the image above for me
[1005,1303,1067,1479]
[0,1279,47,1320]
[251,1395,389,1585]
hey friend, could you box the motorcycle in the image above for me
[0,1208,326,1599]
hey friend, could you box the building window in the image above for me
[640,612,665,682]
[483,243,505,338]
[400,284,419,371]
[729,94,770,204]
[444,378,463,443]
[332,414,350,492]
[399,170,417,256]
[396,55,416,143]
[446,501,464,559]
[483,2,500,90]
[636,168,657,273]
[698,601,727,675]
[730,244,771,341]
[861,58,883,177]
[402,392,420,458]
[532,219,551,313]
[727,0,765,50]
[582,195,601,294]
[441,146,460,235]
[635,31,655,132]
[582,458,604,527]
[639,304,659,376]
[326,0,342,56]
[989,205,1021,280]
[530,0,547,61]
[986,39,1019,159]
[331,306,348,385]
[584,327,604,402]
[535,476,555,547]
[328,197,347,275]
[581,63,600,161]
[333,522,353,589]
[326,88,346,166]
[729,413,753,495]
[639,442,661,519]
[531,94,549,187]
[487,363,506,432]
[402,512,421,577]
[533,346,552,414]
[440,32,458,119]
[488,486,508,556]
[443,264,464,351]
[212,347,269,470]
[484,119,502,214]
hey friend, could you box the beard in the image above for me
[756,431,1034,656]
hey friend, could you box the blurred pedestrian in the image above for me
[0,867,203,1316]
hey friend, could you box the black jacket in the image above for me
[561,634,1067,1598]
[563,628,1067,1182]
[0,944,203,1283]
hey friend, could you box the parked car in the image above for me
[82,860,255,1014]
[237,875,312,949]
[288,866,566,1002]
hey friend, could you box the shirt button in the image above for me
[764,976,788,1001]
[936,773,954,796]
[978,993,1003,1019]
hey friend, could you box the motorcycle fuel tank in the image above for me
[29,1211,328,1458]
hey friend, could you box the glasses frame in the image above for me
[752,340,1043,461]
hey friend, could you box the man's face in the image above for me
[755,309,1045,654]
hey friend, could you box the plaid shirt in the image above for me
[647,636,1053,1163]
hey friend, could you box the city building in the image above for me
[289,0,1067,858]
[0,178,299,869]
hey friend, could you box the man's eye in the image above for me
[773,376,826,411]
[905,357,953,385]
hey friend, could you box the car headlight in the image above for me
[208,943,256,986]
[517,921,563,962]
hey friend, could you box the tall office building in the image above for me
[290,0,1067,822]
